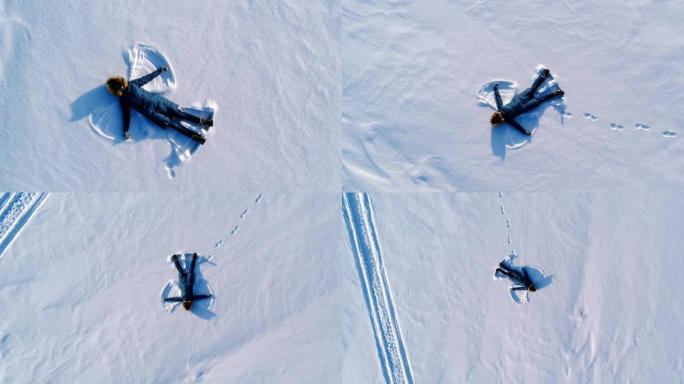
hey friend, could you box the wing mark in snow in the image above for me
[0,193,49,258]
[342,193,414,384]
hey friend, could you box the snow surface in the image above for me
[5,192,683,383]
[3,1,684,383]
[0,193,368,383]
[353,192,684,382]
[0,1,340,191]
[342,0,684,191]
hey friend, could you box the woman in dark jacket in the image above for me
[495,259,536,293]
[164,253,212,311]
[106,67,212,144]
[490,68,564,135]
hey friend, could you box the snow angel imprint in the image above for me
[163,253,213,311]
[106,68,213,144]
[490,68,564,135]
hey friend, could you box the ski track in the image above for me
[342,192,414,384]
[0,193,49,258]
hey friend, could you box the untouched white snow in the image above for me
[0,1,340,191]
[342,0,684,191]
[347,192,684,382]
[0,193,360,383]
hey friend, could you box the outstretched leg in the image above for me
[530,68,551,93]
[177,111,213,127]
[171,254,184,273]
[190,253,198,273]
[538,89,564,102]
[168,121,206,145]
[496,267,515,280]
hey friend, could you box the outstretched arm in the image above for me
[163,297,184,302]
[120,99,131,140]
[130,67,167,87]
[191,294,212,300]
[493,84,504,111]
[507,119,531,136]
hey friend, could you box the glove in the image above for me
[160,66,168,72]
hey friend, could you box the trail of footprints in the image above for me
[214,194,263,248]
[582,112,677,138]
[498,192,516,257]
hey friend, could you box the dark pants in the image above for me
[169,109,205,125]
[168,121,206,144]
[172,253,197,297]
[512,73,559,115]
[146,109,207,144]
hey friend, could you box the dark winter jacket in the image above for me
[119,68,178,136]
[178,267,196,301]
[165,254,212,303]
[497,262,535,290]
[493,86,536,135]
[498,89,545,118]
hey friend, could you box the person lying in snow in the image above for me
[163,253,212,311]
[105,67,212,144]
[490,68,564,136]
[495,258,536,293]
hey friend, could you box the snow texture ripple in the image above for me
[342,192,414,384]
[0,193,49,258]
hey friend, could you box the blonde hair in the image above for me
[105,76,127,96]
[490,112,505,125]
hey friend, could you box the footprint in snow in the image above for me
[240,209,249,219]
[583,112,598,121]
[662,131,677,138]
[609,123,624,131]
[634,123,650,131]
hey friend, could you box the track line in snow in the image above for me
[342,193,414,384]
[0,193,49,258]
